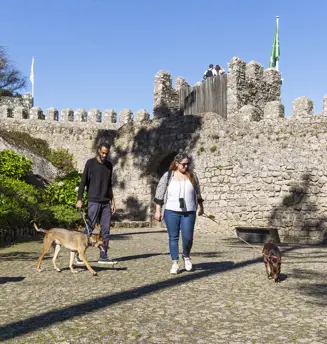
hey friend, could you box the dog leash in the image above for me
[79,209,92,238]
[202,212,269,257]
[78,209,106,253]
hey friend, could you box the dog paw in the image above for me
[55,268,61,272]
[36,268,42,273]
[92,271,98,276]
[71,270,78,274]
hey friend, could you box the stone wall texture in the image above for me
[0,56,326,244]
[0,93,33,110]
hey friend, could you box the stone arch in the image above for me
[145,151,177,225]
[147,150,177,200]
[156,151,176,177]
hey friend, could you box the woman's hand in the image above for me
[153,210,162,222]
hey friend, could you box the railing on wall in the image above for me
[179,74,227,118]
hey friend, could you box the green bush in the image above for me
[48,205,81,228]
[0,174,83,229]
[0,150,32,179]
[0,176,39,202]
[0,176,41,229]
[43,171,86,207]
[47,148,75,174]
[0,194,30,229]
[0,149,83,231]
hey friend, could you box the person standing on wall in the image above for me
[76,141,117,265]
[203,64,217,80]
[153,152,204,274]
[215,65,226,76]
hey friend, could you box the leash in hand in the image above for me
[78,209,92,237]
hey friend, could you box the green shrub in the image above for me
[0,150,32,179]
[0,194,30,229]
[41,171,87,227]
[210,146,217,153]
[48,205,81,228]
[0,175,83,229]
[0,176,41,229]
[0,176,39,202]
[47,148,75,174]
[43,171,86,207]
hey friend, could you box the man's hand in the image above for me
[76,200,83,209]
[153,210,162,222]
[111,202,116,214]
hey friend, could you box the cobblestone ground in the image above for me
[0,227,327,344]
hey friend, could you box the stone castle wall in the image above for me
[0,93,33,110]
[0,107,151,171]
[1,56,327,244]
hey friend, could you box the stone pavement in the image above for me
[0,227,327,344]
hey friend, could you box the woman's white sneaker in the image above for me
[183,256,193,271]
[170,261,180,274]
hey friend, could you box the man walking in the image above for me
[76,142,116,264]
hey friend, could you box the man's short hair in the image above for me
[98,142,110,150]
[209,64,213,68]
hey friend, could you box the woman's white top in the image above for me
[165,177,196,212]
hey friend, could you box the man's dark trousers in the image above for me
[85,201,111,259]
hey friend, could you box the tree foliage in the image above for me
[0,46,27,94]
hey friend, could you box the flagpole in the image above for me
[275,16,279,72]
[32,79,34,100]
[30,57,34,105]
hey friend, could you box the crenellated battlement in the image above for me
[0,56,326,130]
[0,105,151,126]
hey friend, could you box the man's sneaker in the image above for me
[75,256,85,265]
[98,258,118,265]
[183,256,193,271]
[170,261,180,275]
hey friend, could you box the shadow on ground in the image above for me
[0,246,299,341]
[0,277,25,285]
[0,252,50,261]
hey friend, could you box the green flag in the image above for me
[269,17,280,69]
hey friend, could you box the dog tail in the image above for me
[33,223,47,233]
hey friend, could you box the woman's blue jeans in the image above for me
[164,210,196,261]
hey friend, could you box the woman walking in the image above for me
[153,152,204,274]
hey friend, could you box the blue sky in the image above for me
[2,0,327,117]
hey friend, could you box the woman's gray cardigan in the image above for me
[154,170,203,213]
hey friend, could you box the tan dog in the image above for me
[34,223,103,276]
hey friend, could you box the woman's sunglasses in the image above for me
[179,163,189,167]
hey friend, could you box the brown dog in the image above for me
[262,240,282,283]
[34,223,103,276]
